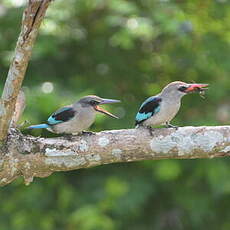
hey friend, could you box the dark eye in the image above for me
[90,100,99,106]
[178,86,187,92]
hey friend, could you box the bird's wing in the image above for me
[47,106,76,125]
[135,96,162,125]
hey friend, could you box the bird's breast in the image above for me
[51,108,96,134]
[143,99,181,126]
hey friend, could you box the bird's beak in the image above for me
[99,99,121,105]
[185,83,209,93]
[94,98,120,119]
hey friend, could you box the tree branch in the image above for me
[0,126,229,186]
[10,89,26,128]
[0,0,51,143]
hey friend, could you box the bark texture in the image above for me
[10,90,26,128]
[0,1,229,188]
[0,126,229,186]
[0,0,51,142]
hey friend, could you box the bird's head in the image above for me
[162,81,209,98]
[79,95,120,118]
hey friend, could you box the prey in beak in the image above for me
[94,98,120,119]
[179,83,209,98]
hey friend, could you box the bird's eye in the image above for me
[178,86,187,92]
[90,100,99,106]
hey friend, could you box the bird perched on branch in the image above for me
[28,95,120,134]
[135,81,208,134]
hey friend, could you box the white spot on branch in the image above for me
[25,162,31,169]
[112,149,122,159]
[24,176,33,186]
[45,156,86,168]
[9,158,19,176]
[98,137,110,147]
[221,146,230,153]
[150,135,176,154]
[1,178,7,183]
[150,129,225,155]
[79,140,89,152]
[0,104,6,116]
[192,131,224,151]
[15,52,24,62]
[45,148,75,157]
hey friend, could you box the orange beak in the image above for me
[94,98,120,119]
[94,105,119,119]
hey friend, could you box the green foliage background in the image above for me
[0,0,230,229]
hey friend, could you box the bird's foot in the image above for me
[146,126,155,136]
[63,134,74,140]
[165,122,179,130]
[81,131,96,136]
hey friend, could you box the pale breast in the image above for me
[143,99,181,126]
[52,107,96,134]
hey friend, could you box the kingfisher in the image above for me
[135,81,208,134]
[28,95,120,134]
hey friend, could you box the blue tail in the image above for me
[27,124,50,129]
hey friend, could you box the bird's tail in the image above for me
[27,124,49,129]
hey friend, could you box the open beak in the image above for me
[94,98,120,119]
[185,83,209,93]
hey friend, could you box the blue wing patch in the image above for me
[135,96,162,125]
[47,106,75,125]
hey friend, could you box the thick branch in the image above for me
[0,126,229,186]
[10,89,26,128]
[0,0,51,142]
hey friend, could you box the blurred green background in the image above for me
[1,0,230,229]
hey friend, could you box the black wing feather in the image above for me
[47,107,76,125]
[139,98,162,113]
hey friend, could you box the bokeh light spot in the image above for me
[41,82,54,94]
[126,18,139,30]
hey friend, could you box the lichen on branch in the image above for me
[0,126,229,187]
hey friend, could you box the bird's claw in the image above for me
[81,131,96,136]
[165,122,179,130]
[146,126,155,136]
[63,134,74,140]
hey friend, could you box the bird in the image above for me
[135,81,208,134]
[28,95,120,134]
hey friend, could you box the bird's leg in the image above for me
[165,122,179,130]
[81,131,96,136]
[63,133,74,140]
[146,126,155,136]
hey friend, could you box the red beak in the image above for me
[185,83,209,93]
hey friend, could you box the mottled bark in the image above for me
[0,0,51,142]
[0,1,229,188]
[0,126,229,186]
[10,90,26,128]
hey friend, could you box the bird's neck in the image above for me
[160,90,184,101]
